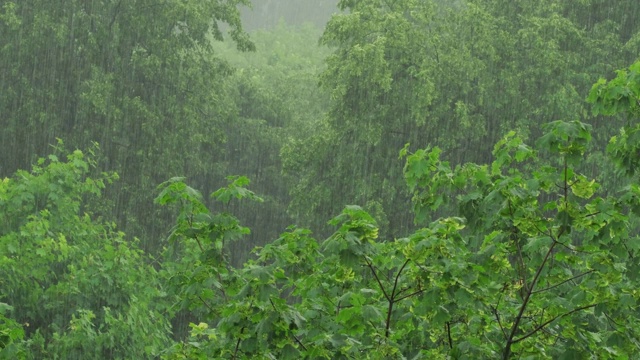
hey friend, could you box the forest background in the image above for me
[2,0,640,358]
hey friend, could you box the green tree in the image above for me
[0,142,171,358]
[0,302,26,359]
[210,22,332,265]
[157,76,640,358]
[0,0,255,252]
[158,117,640,358]
[156,59,640,358]
[283,0,640,239]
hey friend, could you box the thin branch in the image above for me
[396,288,425,302]
[554,239,573,253]
[269,297,278,311]
[531,270,595,294]
[512,303,598,344]
[187,215,205,252]
[563,156,569,206]
[364,257,390,301]
[368,320,379,335]
[391,259,411,299]
[293,334,308,351]
[217,272,228,301]
[503,157,580,359]
[384,259,411,339]
[395,286,410,297]
[491,305,508,340]
[532,222,548,237]
[197,294,215,313]
[269,298,308,351]
[603,311,621,328]
[232,326,244,360]
[503,237,558,359]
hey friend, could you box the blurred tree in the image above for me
[240,0,340,30]
[210,22,331,264]
[282,0,640,238]
[0,0,254,253]
[158,116,640,358]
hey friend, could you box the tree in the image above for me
[158,110,640,358]
[210,22,332,265]
[0,0,255,252]
[0,142,172,358]
[282,0,640,239]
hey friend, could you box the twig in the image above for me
[512,304,598,344]
[503,237,558,359]
[269,298,308,351]
[365,257,390,301]
[491,305,507,340]
[197,294,215,313]
[531,270,595,294]
[395,288,425,302]
[232,326,244,359]
[384,259,411,338]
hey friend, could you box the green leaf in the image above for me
[523,236,551,253]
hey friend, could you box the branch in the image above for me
[269,297,278,311]
[512,303,598,344]
[384,259,411,339]
[395,286,410,297]
[492,305,508,340]
[270,298,308,351]
[446,321,453,349]
[217,272,228,301]
[197,294,215,313]
[531,270,595,294]
[391,259,411,299]
[603,311,621,328]
[187,215,205,252]
[395,288,425,302]
[364,257,390,301]
[503,237,558,359]
[293,334,308,351]
[232,326,244,360]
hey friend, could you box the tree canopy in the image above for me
[1,0,640,358]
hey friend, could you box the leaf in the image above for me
[557,210,573,234]
[523,236,551,253]
[571,177,598,199]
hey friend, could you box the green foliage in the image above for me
[402,120,640,358]
[589,60,640,118]
[283,0,640,242]
[588,60,640,178]
[0,144,171,358]
[157,117,640,358]
[8,118,639,358]
[155,176,264,354]
[4,1,640,358]
[0,0,255,253]
[0,302,26,359]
